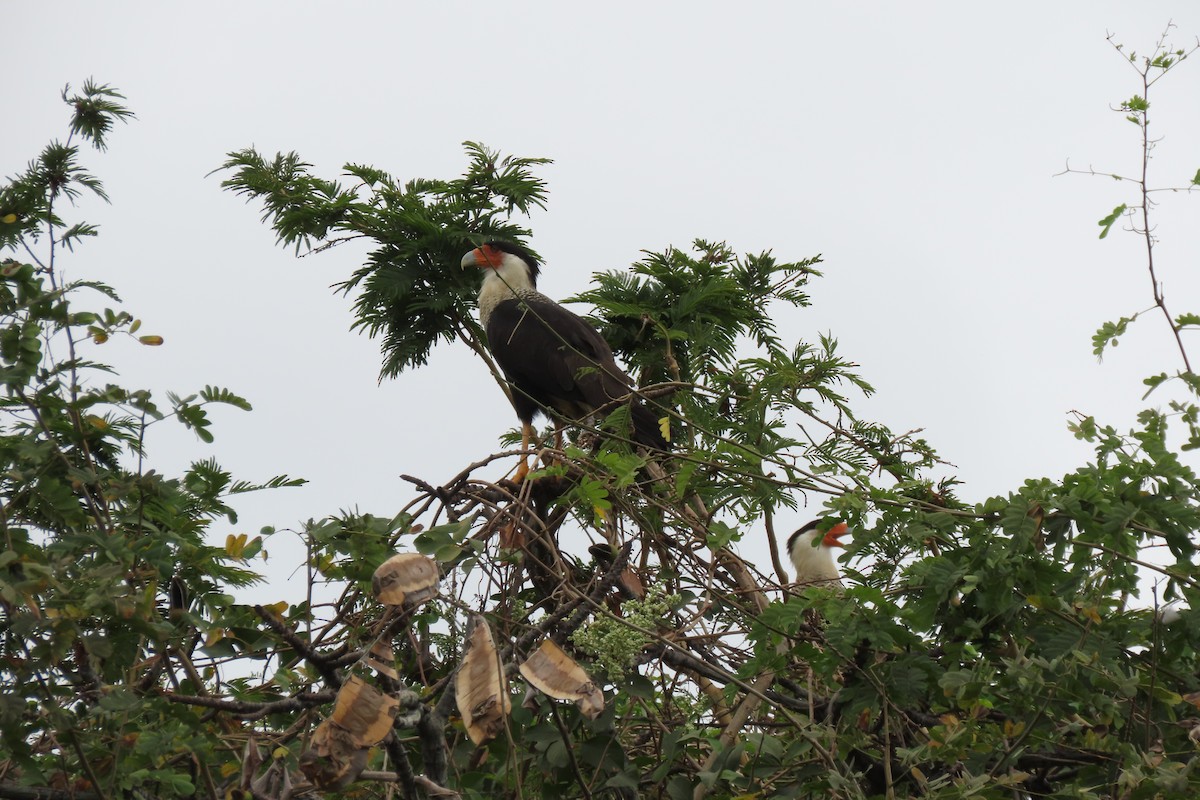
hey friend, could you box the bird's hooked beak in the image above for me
[822,522,849,548]
[461,245,501,270]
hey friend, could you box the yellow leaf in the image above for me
[272,746,289,760]
[219,762,239,778]
[1,213,17,224]
[138,335,164,346]
[1003,719,1026,737]
[225,533,247,558]
[84,415,108,430]
[659,416,671,442]
[129,318,141,334]
[262,600,288,617]
[92,332,109,345]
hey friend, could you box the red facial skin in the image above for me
[469,245,504,268]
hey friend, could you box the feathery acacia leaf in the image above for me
[61,79,134,151]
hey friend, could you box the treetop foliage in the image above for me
[219,142,550,378]
[0,81,132,253]
[3,26,1200,800]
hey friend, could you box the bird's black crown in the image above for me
[484,240,541,284]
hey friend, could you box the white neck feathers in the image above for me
[477,254,538,327]
[789,530,842,587]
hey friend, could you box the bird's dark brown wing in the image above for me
[485,295,632,419]
[486,294,667,450]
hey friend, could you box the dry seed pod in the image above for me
[372,552,439,607]
[617,567,645,600]
[331,675,399,747]
[299,718,369,790]
[366,640,399,681]
[238,733,263,792]
[414,774,463,797]
[455,618,511,744]
[519,639,604,719]
[498,520,524,549]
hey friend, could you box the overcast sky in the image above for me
[9,4,1200,595]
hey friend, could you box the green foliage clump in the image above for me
[0,81,303,799]
[571,586,681,681]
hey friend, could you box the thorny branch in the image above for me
[1058,25,1200,376]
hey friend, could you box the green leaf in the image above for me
[1180,372,1200,396]
[200,385,253,411]
[241,536,264,560]
[705,520,739,550]
[1092,315,1135,358]
[1097,204,1127,239]
[165,774,195,795]
[98,686,141,712]
[1142,372,1169,399]
[435,543,463,562]
[1124,94,1149,112]
[229,474,306,493]
[604,772,640,791]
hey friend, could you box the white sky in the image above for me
[8,4,1200,597]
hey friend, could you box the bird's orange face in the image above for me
[822,522,849,548]
[468,244,504,269]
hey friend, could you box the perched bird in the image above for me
[461,241,668,481]
[786,519,848,587]
[1155,600,1186,625]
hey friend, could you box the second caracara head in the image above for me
[786,519,848,587]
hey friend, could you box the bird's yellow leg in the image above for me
[537,422,565,471]
[511,422,534,483]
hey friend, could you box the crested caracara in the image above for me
[461,241,667,481]
[787,519,848,587]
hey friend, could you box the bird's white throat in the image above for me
[789,530,842,587]
[477,257,538,328]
